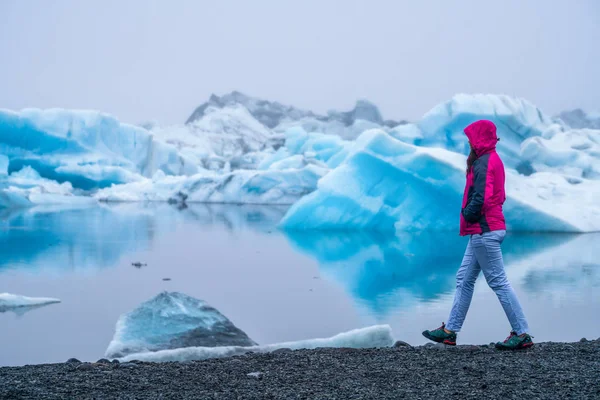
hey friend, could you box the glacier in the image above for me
[114,324,394,363]
[1,92,599,232]
[0,293,60,313]
[106,292,256,358]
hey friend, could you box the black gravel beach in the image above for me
[1,340,599,400]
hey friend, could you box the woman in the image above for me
[422,120,533,350]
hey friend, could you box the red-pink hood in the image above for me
[464,120,498,156]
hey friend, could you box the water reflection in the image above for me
[0,204,286,273]
[0,303,60,317]
[284,230,580,316]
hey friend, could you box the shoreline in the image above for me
[1,339,599,399]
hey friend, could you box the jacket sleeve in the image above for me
[462,158,490,223]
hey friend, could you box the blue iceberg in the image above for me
[0,108,198,190]
[280,129,600,232]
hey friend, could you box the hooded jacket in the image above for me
[460,120,506,236]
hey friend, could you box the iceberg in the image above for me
[0,108,198,191]
[280,129,600,233]
[417,94,565,169]
[96,164,327,205]
[260,127,350,170]
[153,104,277,171]
[105,292,256,358]
[0,293,60,313]
[520,128,600,179]
[186,91,318,128]
[114,324,394,363]
[0,166,97,209]
[557,109,600,130]
[2,93,599,234]
[187,91,403,140]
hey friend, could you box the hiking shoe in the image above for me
[422,322,457,345]
[495,331,534,350]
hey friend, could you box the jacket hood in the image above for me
[464,120,498,156]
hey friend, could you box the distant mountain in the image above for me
[185,91,407,128]
[556,109,600,130]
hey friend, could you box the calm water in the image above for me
[1,204,599,366]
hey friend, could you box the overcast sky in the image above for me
[1,0,598,125]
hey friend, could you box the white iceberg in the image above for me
[0,293,60,312]
[96,164,327,205]
[114,324,394,363]
[152,104,277,171]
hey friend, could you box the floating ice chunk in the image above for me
[280,130,600,232]
[115,324,394,363]
[106,292,256,358]
[0,293,60,313]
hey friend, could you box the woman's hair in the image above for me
[466,146,477,174]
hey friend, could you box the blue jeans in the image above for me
[446,230,529,335]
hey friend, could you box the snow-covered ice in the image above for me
[114,324,394,363]
[105,292,256,358]
[152,104,276,171]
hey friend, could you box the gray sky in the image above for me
[1,0,598,125]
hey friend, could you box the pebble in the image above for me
[2,342,598,399]
[66,358,81,364]
[393,340,412,348]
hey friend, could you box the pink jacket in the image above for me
[459,120,507,236]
